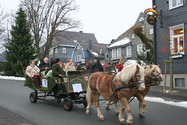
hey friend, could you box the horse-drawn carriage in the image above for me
[27,71,88,111]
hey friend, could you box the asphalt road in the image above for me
[0,79,187,125]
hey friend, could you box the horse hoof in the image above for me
[139,113,145,118]
[120,120,125,124]
[99,116,104,120]
[85,110,90,115]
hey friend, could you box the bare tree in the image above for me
[21,0,80,61]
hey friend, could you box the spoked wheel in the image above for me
[63,97,73,111]
[30,92,37,103]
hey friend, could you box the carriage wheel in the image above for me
[30,92,37,103]
[63,97,73,111]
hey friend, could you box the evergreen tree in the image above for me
[133,25,153,65]
[3,7,36,77]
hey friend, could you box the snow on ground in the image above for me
[0,76,25,80]
[145,97,187,108]
[0,76,187,108]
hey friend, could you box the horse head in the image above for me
[144,64,163,85]
[117,64,145,91]
[134,64,145,90]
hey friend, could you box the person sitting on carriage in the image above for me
[39,57,49,76]
[65,59,76,75]
[52,58,65,83]
[25,60,41,88]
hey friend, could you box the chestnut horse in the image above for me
[86,64,145,125]
[106,64,163,118]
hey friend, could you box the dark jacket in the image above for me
[76,66,81,70]
[105,65,115,74]
[52,63,65,77]
[92,61,103,73]
[39,62,49,71]
[86,65,92,73]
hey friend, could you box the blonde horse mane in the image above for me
[116,64,144,83]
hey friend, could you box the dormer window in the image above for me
[139,17,144,22]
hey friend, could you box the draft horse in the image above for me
[86,64,145,125]
[106,64,163,118]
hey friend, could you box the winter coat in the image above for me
[92,62,103,73]
[76,66,82,70]
[86,65,93,73]
[39,62,49,71]
[52,63,65,78]
[105,65,115,74]
[25,64,40,78]
[65,63,76,74]
[118,64,123,72]
[102,64,106,72]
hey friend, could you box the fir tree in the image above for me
[133,25,153,65]
[3,7,36,77]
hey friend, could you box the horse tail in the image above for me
[86,82,92,105]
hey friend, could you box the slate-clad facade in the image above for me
[154,0,187,88]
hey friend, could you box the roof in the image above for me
[53,30,98,46]
[78,42,108,58]
[108,37,130,48]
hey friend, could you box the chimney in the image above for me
[89,39,92,50]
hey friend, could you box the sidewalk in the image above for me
[0,106,35,125]
[147,85,187,101]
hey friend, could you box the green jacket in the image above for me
[52,63,65,77]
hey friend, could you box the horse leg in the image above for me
[106,100,110,109]
[114,101,119,114]
[92,90,104,120]
[136,93,146,118]
[119,97,133,125]
[86,85,93,115]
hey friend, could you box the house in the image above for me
[108,12,153,64]
[48,31,108,65]
[153,0,187,89]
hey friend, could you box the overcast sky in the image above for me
[0,0,152,44]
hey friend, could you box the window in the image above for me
[105,53,109,59]
[169,0,183,9]
[62,48,66,53]
[112,49,116,59]
[139,17,144,22]
[49,49,53,55]
[132,34,135,39]
[100,49,102,54]
[117,48,121,58]
[77,45,80,49]
[170,24,184,56]
[142,26,145,32]
[75,55,82,62]
[150,28,153,35]
[126,46,132,58]
[137,44,143,54]
[54,48,58,54]
[175,78,185,88]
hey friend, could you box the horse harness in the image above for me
[109,73,144,102]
